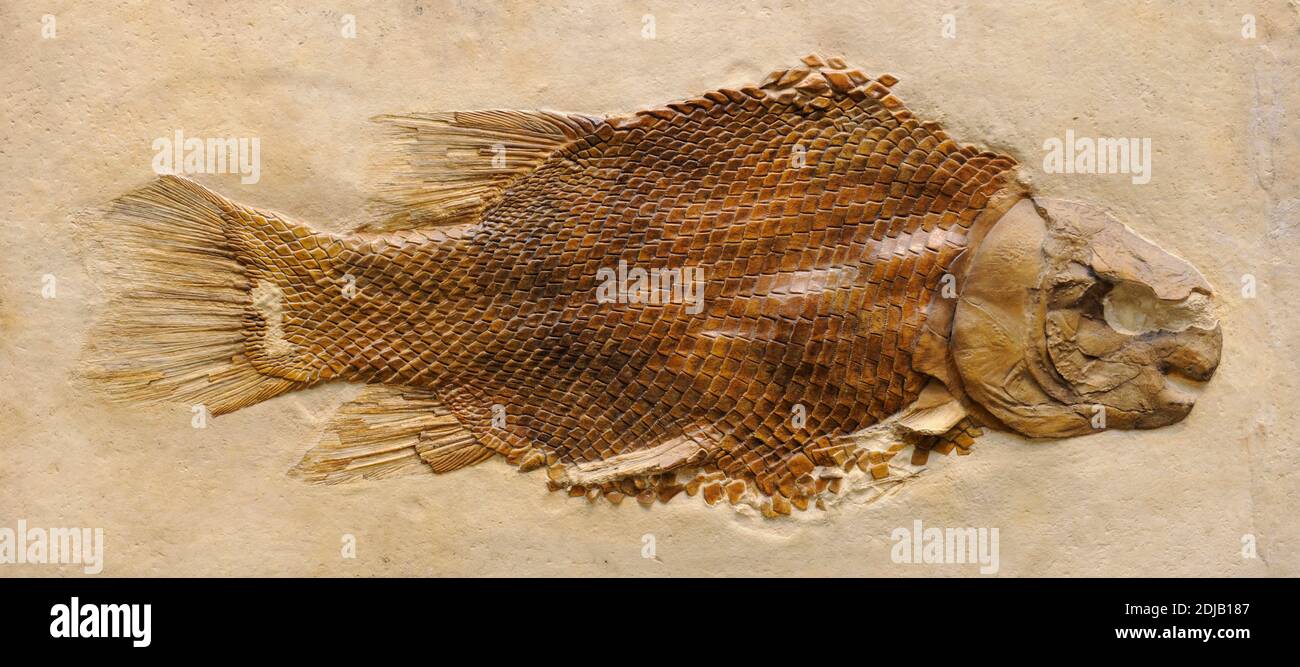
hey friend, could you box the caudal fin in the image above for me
[81,176,314,415]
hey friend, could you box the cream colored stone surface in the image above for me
[2,0,1297,576]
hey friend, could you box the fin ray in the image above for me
[366,109,605,231]
[290,384,494,484]
[79,176,302,415]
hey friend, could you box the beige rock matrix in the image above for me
[2,1,1296,576]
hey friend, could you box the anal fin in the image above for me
[290,384,494,484]
[415,425,495,473]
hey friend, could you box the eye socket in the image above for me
[1101,282,1217,336]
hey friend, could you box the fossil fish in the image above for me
[84,55,1221,515]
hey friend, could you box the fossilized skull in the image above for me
[952,199,1223,438]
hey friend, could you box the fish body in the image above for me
[86,56,1220,513]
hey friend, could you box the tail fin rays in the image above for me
[81,176,302,415]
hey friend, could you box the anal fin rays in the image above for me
[290,384,494,484]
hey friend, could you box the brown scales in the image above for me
[85,55,1025,513]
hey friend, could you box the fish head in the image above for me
[950,198,1222,438]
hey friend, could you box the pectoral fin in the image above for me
[560,424,726,486]
[895,381,969,435]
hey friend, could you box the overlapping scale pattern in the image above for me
[255,55,1022,509]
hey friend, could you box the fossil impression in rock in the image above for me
[83,55,1222,516]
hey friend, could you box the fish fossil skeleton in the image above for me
[83,55,1222,516]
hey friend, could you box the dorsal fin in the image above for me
[365,110,605,232]
[289,384,495,484]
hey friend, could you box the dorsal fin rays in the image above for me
[364,56,902,232]
[364,109,605,232]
